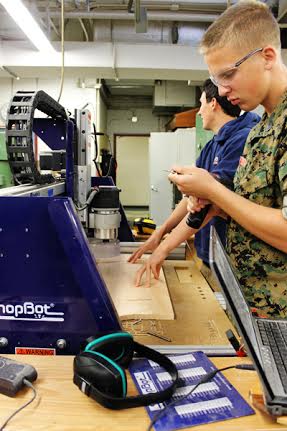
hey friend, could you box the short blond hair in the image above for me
[200,0,281,54]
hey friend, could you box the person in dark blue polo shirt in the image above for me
[129,79,260,287]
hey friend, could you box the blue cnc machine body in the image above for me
[0,105,132,354]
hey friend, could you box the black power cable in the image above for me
[92,123,102,177]
[92,127,116,179]
[0,379,37,430]
[147,363,255,431]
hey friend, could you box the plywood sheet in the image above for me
[122,260,238,349]
[97,255,174,320]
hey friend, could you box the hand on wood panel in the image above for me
[98,255,174,319]
[127,230,163,263]
[135,248,168,287]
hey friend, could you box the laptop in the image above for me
[209,225,287,416]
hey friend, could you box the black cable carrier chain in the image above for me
[6,90,67,185]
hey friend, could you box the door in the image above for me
[149,129,196,226]
[149,133,177,226]
[116,135,149,206]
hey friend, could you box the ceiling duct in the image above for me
[93,20,207,45]
[34,0,232,11]
[153,80,197,114]
[39,10,220,22]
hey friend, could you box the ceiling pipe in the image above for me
[140,0,226,4]
[36,0,229,7]
[40,10,220,22]
[78,17,89,40]
[126,0,231,8]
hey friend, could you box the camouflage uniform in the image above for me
[227,90,287,318]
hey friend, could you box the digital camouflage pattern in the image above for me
[227,90,287,318]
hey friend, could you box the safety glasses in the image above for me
[210,48,263,87]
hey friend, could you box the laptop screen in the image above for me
[209,225,277,402]
[209,226,261,363]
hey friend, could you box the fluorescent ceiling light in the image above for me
[0,0,55,52]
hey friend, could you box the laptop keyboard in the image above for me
[257,319,287,391]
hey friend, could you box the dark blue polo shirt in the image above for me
[194,112,260,265]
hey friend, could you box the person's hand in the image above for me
[128,230,163,263]
[187,196,229,220]
[168,166,217,199]
[187,196,211,213]
[135,247,168,287]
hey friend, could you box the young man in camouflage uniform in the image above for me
[169,1,287,318]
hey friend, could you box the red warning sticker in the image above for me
[15,347,56,355]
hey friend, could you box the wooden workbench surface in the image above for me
[122,260,237,352]
[0,354,283,431]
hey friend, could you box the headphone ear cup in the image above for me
[74,351,127,398]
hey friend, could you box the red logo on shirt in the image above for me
[239,156,247,167]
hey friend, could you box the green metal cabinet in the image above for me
[195,114,214,159]
[0,129,13,188]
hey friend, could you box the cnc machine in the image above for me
[0,90,133,355]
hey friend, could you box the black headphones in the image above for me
[73,331,179,409]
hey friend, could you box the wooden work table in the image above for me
[0,354,284,431]
[0,259,280,430]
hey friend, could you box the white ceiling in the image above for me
[0,0,286,97]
